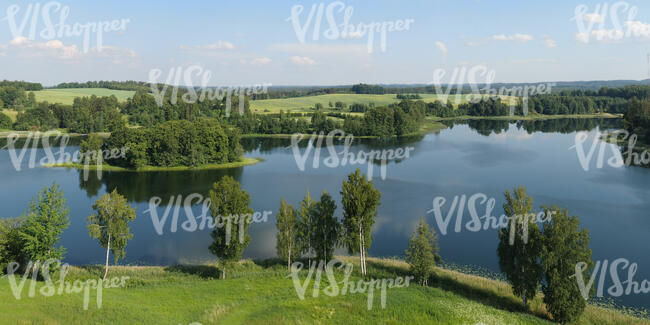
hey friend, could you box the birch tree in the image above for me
[341,169,381,276]
[87,189,136,281]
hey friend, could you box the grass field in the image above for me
[1,109,18,122]
[31,88,136,105]
[0,257,644,325]
[250,94,517,114]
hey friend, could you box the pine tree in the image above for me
[497,186,543,309]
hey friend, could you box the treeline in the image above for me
[103,118,242,169]
[351,83,385,94]
[11,95,125,133]
[0,81,39,109]
[622,99,650,143]
[55,81,151,92]
[342,101,425,137]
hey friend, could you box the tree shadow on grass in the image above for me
[365,259,549,321]
[164,265,222,279]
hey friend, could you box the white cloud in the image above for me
[250,57,272,65]
[1,37,137,63]
[289,56,316,66]
[543,38,557,48]
[491,33,534,42]
[582,13,605,24]
[435,41,448,58]
[269,43,368,56]
[575,21,650,44]
[182,41,236,51]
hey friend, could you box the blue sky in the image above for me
[1,0,650,86]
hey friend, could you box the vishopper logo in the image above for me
[2,1,130,53]
[572,2,649,43]
[571,130,650,171]
[4,259,129,310]
[574,258,650,300]
[427,193,553,243]
[429,65,555,116]
[287,1,414,53]
[144,193,272,242]
[0,132,129,181]
[289,130,414,181]
[289,259,414,310]
[148,65,271,117]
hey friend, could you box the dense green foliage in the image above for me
[55,80,150,92]
[311,191,340,261]
[0,80,41,109]
[340,169,381,275]
[540,206,593,324]
[351,83,386,94]
[19,183,70,264]
[0,113,12,129]
[104,118,242,169]
[12,95,125,132]
[405,218,439,285]
[343,103,424,137]
[622,99,650,143]
[297,191,316,262]
[497,187,543,308]
[209,176,254,278]
[276,198,300,270]
[0,218,25,274]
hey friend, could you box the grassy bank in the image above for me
[44,157,264,172]
[0,257,645,325]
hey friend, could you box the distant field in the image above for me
[1,109,18,122]
[32,88,136,105]
[250,93,517,113]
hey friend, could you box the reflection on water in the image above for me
[1,118,649,309]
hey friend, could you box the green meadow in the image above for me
[31,88,136,105]
[249,94,517,114]
[0,257,644,325]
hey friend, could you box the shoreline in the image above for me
[1,114,622,139]
[43,157,264,172]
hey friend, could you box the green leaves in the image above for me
[405,218,438,285]
[540,205,593,324]
[208,176,253,274]
[276,198,300,268]
[19,183,70,263]
[497,186,543,308]
[311,191,340,262]
[87,189,136,263]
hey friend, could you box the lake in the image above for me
[1,118,648,309]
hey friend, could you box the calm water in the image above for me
[1,118,648,309]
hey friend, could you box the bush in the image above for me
[0,113,12,129]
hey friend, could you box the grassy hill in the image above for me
[0,257,644,325]
[250,94,516,114]
[31,88,136,105]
